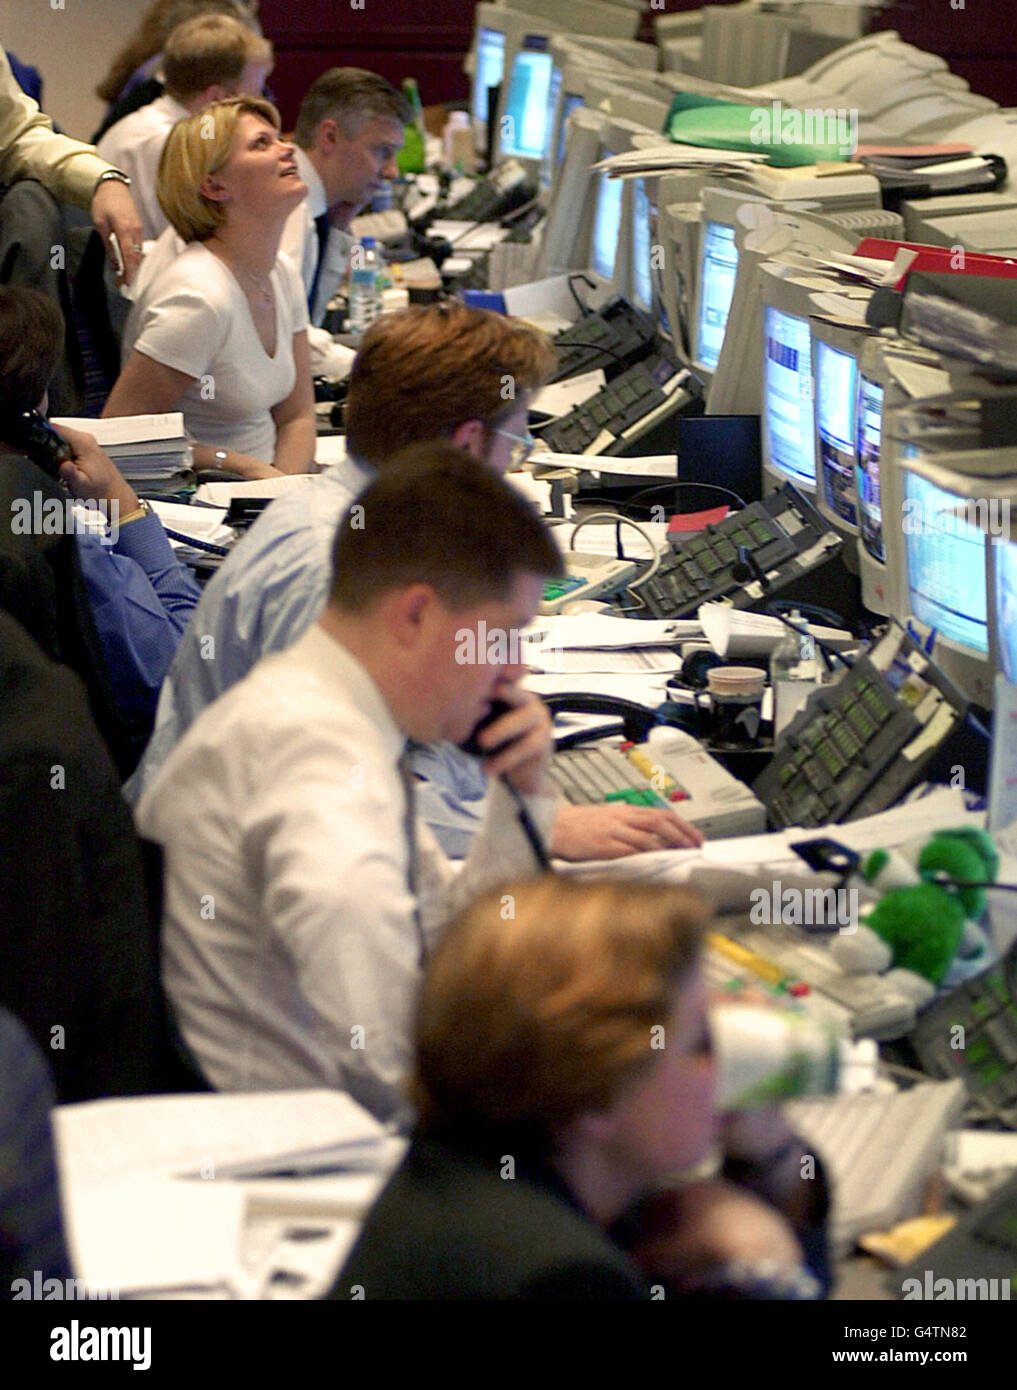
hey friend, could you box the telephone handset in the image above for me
[541,692,670,750]
[0,404,73,478]
[459,698,515,758]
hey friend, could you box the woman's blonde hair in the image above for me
[156,95,279,242]
[412,876,707,1157]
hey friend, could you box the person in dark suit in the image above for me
[331,877,830,1300]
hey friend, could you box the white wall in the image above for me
[1,0,151,140]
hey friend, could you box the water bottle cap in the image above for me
[361,236,377,249]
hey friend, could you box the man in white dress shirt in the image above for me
[279,68,410,379]
[136,446,564,1121]
[97,14,273,240]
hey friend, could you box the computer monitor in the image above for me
[472,19,506,123]
[590,170,624,282]
[690,187,772,386]
[760,269,826,497]
[705,206,881,420]
[895,451,999,708]
[540,105,611,275]
[501,0,641,41]
[810,318,879,541]
[989,525,1017,690]
[856,341,961,619]
[500,36,556,165]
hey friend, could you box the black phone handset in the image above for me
[459,698,551,871]
[0,404,73,478]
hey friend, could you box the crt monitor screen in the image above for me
[632,178,652,313]
[904,469,989,655]
[763,306,816,488]
[816,340,858,527]
[856,372,884,561]
[501,41,554,160]
[995,541,1017,683]
[473,28,505,122]
[696,222,739,371]
[592,172,623,281]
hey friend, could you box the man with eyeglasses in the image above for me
[128,301,701,860]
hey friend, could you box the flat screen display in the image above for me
[994,540,1017,683]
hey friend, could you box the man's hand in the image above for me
[54,423,138,515]
[550,802,704,860]
[474,687,552,797]
[90,179,144,287]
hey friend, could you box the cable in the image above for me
[621,479,748,514]
[160,525,232,558]
[501,777,551,872]
[549,338,637,372]
[566,272,596,317]
[566,510,662,590]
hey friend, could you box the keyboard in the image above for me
[636,486,842,620]
[908,940,1017,1127]
[752,626,967,829]
[537,353,688,456]
[549,732,767,840]
[549,298,657,383]
[730,919,918,1038]
[785,1080,966,1254]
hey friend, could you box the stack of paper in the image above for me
[592,144,767,180]
[54,1090,400,1297]
[51,412,192,493]
[149,500,233,565]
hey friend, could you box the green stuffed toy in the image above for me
[829,827,998,1009]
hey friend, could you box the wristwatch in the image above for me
[94,169,132,192]
[118,499,151,527]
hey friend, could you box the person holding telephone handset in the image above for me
[136,447,566,1119]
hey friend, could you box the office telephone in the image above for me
[0,404,72,478]
[536,350,692,459]
[434,159,536,226]
[905,938,1017,1128]
[631,485,844,620]
[548,297,658,384]
[459,698,515,758]
[751,624,971,830]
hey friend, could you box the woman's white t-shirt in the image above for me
[124,242,310,464]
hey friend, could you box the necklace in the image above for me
[236,264,274,307]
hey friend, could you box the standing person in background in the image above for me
[0,47,143,285]
[92,0,260,140]
[97,13,273,240]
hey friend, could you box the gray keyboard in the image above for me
[786,1081,967,1254]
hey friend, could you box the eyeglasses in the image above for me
[492,426,536,470]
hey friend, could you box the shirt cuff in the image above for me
[112,511,180,569]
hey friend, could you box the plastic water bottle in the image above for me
[348,236,382,333]
[770,609,818,737]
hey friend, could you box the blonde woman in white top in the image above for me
[104,97,315,480]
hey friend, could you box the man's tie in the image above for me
[397,743,427,966]
[308,211,330,318]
